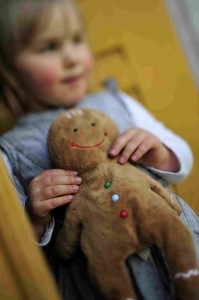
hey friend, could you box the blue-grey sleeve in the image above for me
[119,92,194,184]
[0,150,55,246]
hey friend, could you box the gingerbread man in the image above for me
[48,108,199,300]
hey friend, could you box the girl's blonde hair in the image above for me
[0,0,79,115]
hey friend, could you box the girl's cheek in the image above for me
[31,63,58,87]
[40,68,58,86]
[83,52,94,75]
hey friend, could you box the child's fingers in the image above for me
[130,138,154,162]
[117,140,138,164]
[131,136,159,161]
[37,184,80,201]
[35,169,77,181]
[29,169,82,198]
[108,129,138,157]
[34,173,82,190]
[46,195,74,210]
[117,131,148,164]
[32,195,74,218]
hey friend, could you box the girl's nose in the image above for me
[62,45,78,67]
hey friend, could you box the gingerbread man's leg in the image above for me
[151,213,199,300]
[88,259,137,300]
[55,209,81,259]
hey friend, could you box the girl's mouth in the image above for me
[62,75,82,86]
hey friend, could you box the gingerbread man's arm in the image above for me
[56,204,81,259]
[149,179,182,215]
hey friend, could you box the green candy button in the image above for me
[104,181,112,189]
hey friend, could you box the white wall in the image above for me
[186,0,199,34]
[164,0,199,90]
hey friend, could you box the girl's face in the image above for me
[15,5,93,109]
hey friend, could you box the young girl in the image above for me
[0,0,198,299]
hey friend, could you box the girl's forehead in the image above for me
[37,5,82,37]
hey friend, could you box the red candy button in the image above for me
[120,210,128,218]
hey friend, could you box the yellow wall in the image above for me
[78,0,199,214]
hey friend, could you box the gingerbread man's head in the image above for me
[48,109,118,170]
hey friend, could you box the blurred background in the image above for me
[0,0,199,214]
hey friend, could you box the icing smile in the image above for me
[70,133,107,148]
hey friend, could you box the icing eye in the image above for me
[91,122,96,127]
[73,128,78,132]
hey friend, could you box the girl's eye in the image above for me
[91,123,96,127]
[72,33,83,44]
[73,128,78,132]
[39,41,60,53]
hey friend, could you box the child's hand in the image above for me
[26,169,82,240]
[108,128,180,172]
